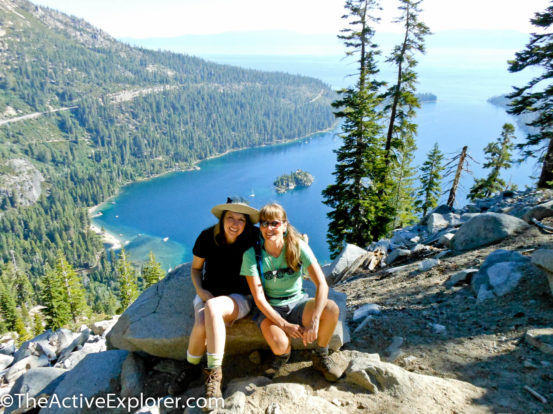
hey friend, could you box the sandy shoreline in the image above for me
[90,223,123,250]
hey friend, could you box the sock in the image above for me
[276,352,290,363]
[316,346,329,357]
[207,352,224,369]
[187,351,203,365]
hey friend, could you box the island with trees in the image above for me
[274,169,314,193]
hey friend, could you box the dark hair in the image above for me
[213,210,254,246]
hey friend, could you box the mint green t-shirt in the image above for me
[240,239,316,306]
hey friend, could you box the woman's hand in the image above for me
[302,316,319,346]
[197,288,214,302]
[282,322,304,339]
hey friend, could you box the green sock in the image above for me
[207,352,223,369]
[187,351,203,365]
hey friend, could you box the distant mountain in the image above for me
[122,29,531,57]
[0,0,335,312]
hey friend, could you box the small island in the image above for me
[416,93,437,103]
[274,169,314,193]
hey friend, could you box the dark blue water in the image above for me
[93,129,342,270]
[93,50,540,270]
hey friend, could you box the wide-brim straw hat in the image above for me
[211,196,259,224]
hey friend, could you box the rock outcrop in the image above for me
[451,213,529,251]
[0,158,44,207]
[107,263,349,359]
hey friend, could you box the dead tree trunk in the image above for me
[447,146,468,208]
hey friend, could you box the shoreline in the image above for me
[89,223,123,250]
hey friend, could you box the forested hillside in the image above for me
[0,0,335,316]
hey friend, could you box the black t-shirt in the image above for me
[192,225,259,297]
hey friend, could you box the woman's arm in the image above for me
[245,274,303,339]
[190,255,213,302]
[302,262,328,345]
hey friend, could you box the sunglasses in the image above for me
[260,220,285,228]
[263,267,295,280]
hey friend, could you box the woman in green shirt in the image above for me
[241,202,343,381]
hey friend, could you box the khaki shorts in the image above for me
[193,293,253,321]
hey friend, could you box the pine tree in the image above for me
[415,143,444,216]
[32,311,43,336]
[117,249,138,310]
[40,266,71,330]
[468,123,515,200]
[323,0,395,257]
[14,316,30,345]
[142,251,165,289]
[507,2,553,188]
[54,251,88,322]
[383,0,430,164]
[0,282,18,331]
[391,135,418,227]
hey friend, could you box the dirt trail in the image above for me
[336,223,553,413]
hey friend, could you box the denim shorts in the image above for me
[253,293,310,327]
[193,293,253,321]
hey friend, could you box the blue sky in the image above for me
[31,0,551,38]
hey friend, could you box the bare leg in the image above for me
[260,319,291,355]
[204,296,240,355]
[187,306,207,357]
[301,299,340,347]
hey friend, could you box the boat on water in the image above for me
[163,237,169,242]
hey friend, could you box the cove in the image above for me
[92,127,341,270]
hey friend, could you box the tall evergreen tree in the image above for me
[117,249,138,310]
[323,0,395,257]
[415,143,444,216]
[0,281,18,331]
[507,2,553,188]
[383,0,430,164]
[142,251,165,289]
[39,266,71,330]
[468,123,515,200]
[54,251,88,322]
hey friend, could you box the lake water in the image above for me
[93,48,541,270]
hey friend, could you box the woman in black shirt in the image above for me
[168,197,259,407]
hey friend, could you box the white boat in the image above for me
[163,237,169,242]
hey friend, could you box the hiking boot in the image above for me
[312,351,343,382]
[263,353,290,379]
[168,361,202,395]
[203,366,223,412]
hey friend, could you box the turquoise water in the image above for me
[93,50,540,270]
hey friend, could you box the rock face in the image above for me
[41,350,129,414]
[451,213,529,251]
[108,263,349,359]
[6,367,66,414]
[0,158,44,207]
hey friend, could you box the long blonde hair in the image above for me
[260,203,302,272]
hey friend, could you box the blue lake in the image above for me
[93,50,541,270]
